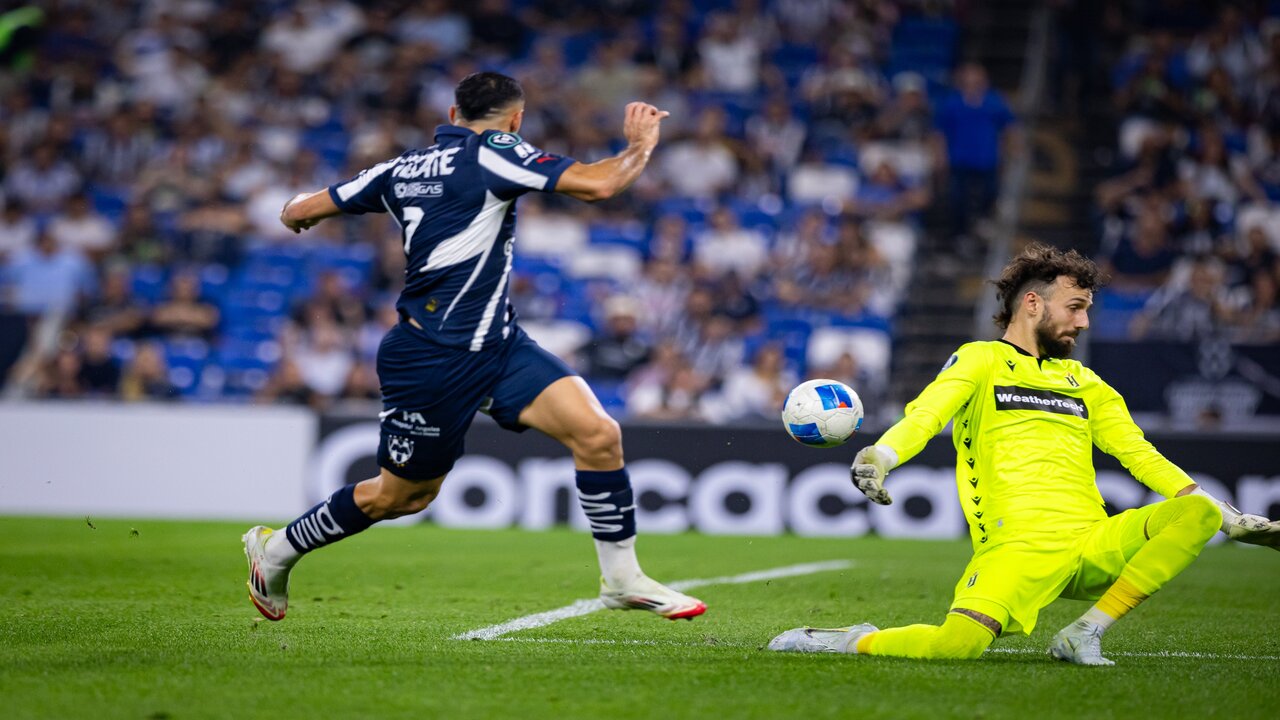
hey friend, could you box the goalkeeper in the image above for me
[769,243,1280,665]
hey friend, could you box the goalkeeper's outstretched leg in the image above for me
[769,612,995,658]
[1051,494,1220,665]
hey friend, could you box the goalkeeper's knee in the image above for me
[931,613,995,659]
[1149,494,1220,545]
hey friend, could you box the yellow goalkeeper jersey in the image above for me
[878,339,1192,551]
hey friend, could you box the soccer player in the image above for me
[768,243,1279,664]
[243,72,706,622]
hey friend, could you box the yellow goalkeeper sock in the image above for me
[855,612,994,660]
[1082,494,1220,630]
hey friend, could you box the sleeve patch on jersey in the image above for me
[487,132,522,148]
[940,353,959,373]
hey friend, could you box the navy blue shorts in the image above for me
[375,321,574,480]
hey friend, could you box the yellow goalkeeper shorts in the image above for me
[948,504,1161,636]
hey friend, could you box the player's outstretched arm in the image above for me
[280,189,341,233]
[1186,485,1280,551]
[555,102,669,202]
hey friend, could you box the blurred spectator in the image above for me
[396,0,469,57]
[77,266,145,338]
[577,41,644,112]
[119,342,176,402]
[292,269,367,333]
[0,200,37,261]
[698,12,762,93]
[705,343,795,424]
[468,0,529,58]
[80,110,159,188]
[1099,199,1179,291]
[47,195,116,261]
[4,142,81,213]
[111,202,170,266]
[660,107,739,198]
[636,15,699,83]
[692,207,768,280]
[746,96,807,175]
[937,62,1019,242]
[4,229,94,315]
[76,325,121,397]
[633,258,690,338]
[579,295,651,381]
[37,347,84,399]
[148,271,219,340]
[873,72,937,143]
[339,361,381,402]
[626,343,708,421]
[261,3,364,74]
[258,358,321,407]
[291,319,354,398]
[845,160,931,221]
[684,313,744,380]
[1131,257,1231,341]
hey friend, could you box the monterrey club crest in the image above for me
[387,436,415,466]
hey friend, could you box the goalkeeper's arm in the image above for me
[1184,484,1280,551]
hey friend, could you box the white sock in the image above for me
[265,529,302,567]
[595,536,643,588]
[1080,606,1116,632]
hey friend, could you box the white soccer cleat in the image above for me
[1049,620,1115,666]
[243,526,291,621]
[599,575,707,620]
[767,623,879,653]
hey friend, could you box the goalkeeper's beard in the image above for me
[1035,313,1077,359]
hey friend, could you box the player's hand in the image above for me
[622,101,669,149]
[1224,513,1280,551]
[280,193,321,233]
[851,445,895,505]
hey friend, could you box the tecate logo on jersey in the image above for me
[392,147,461,179]
[394,182,444,198]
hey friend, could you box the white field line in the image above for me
[451,560,854,641]
[490,637,1280,662]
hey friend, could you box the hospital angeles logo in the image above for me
[387,436,415,466]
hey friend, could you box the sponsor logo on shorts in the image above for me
[993,385,1088,418]
[387,436,415,466]
[393,181,443,198]
[385,410,442,437]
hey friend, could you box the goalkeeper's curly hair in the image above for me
[992,242,1107,328]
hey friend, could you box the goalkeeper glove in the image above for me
[851,445,898,505]
[1191,487,1280,551]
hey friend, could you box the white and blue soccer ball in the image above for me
[781,379,864,448]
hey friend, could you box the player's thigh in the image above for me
[375,323,500,479]
[485,328,589,439]
[951,540,1079,636]
[1062,505,1160,601]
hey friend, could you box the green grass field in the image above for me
[2,517,1278,720]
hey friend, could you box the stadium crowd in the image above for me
[1089,1,1280,344]
[0,0,972,422]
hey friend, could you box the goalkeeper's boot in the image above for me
[1049,619,1114,666]
[599,574,707,620]
[243,526,291,621]
[767,623,878,653]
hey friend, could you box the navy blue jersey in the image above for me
[327,125,576,350]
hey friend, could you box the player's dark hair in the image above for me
[454,72,524,122]
[992,242,1106,328]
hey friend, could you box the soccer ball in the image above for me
[781,379,864,448]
